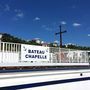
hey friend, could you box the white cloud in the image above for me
[14,9,21,12]
[60,21,67,25]
[0,4,24,21]
[16,12,24,18]
[88,34,90,36]
[73,23,81,27]
[4,4,10,11]
[13,9,24,20]
[41,25,52,31]
[15,9,24,18]
[34,17,40,21]
[0,4,10,12]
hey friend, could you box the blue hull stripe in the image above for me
[1,77,90,90]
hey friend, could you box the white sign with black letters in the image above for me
[21,44,49,62]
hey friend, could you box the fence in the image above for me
[0,42,90,64]
[49,47,89,63]
[0,42,21,63]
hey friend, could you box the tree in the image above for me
[1,33,26,43]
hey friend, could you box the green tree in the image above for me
[1,33,26,43]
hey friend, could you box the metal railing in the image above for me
[0,42,21,52]
[0,42,21,63]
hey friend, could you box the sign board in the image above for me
[21,44,49,62]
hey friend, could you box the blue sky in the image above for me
[0,0,90,46]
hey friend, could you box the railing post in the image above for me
[19,44,21,62]
[2,42,5,63]
[59,47,61,63]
